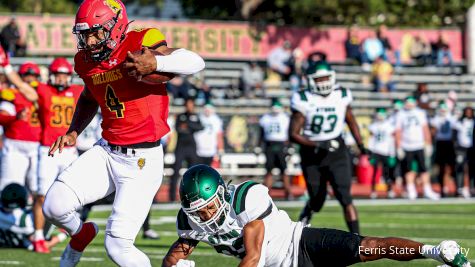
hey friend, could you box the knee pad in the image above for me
[105,233,151,267]
[43,182,80,222]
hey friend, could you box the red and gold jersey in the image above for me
[0,88,41,142]
[74,28,170,146]
[37,83,83,146]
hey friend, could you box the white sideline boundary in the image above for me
[90,198,475,212]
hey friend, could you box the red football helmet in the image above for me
[18,62,41,77]
[72,0,129,61]
[49,57,73,91]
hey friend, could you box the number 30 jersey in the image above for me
[177,182,304,267]
[291,86,352,141]
[37,83,83,146]
[74,28,170,146]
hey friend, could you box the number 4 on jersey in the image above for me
[105,85,125,118]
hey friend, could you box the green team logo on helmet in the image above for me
[180,164,231,233]
[306,61,336,95]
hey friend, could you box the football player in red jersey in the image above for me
[0,46,38,102]
[0,62,42,192]
[32,57,83,254]
[42,0,205,266]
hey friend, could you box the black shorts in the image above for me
[299,136,353,208]
[434,140,455,166]
[264,141,287,172]
[298,227,364,267]
[369,153,389,168]
[404,149,427,173]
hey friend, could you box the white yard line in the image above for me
[0,261,22,265]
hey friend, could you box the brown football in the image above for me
[130,49,176,84]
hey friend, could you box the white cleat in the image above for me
[60,244,83,267]
[424,188,441,200]
[407,184,418,200]
[439,240,471,267]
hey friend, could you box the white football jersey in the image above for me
[259,112,290,142]
[291,86,352,141]
[396,108,428,151]
[454,118,474,148]
[368,120,395,156]
[177,182,304,267]
[76,113,102,151]
[430,114,456,141]
[0,208,34,248]
[194,114,223,157]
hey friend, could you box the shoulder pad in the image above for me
[177,209,192,231]
[142,28,167,48]
[336,86,348,98]
[232,181,259,215]
[0,88,16,101]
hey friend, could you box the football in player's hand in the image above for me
[129,49,176,84]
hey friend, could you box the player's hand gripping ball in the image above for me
[125,47,176,84]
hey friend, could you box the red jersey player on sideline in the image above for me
[32,58,83,253]
[43,0,204,266]
[0,62,41,192]
[0,45,38,102]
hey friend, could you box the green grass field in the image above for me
[1,200,474,266]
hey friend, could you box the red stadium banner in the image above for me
[0,15,464,62]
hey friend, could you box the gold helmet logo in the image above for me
[137,158,146,170]
[104,0,122,14]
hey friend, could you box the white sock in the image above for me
[34,230,45,241]
[421,244,444,263]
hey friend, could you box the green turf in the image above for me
[0,202,474,266]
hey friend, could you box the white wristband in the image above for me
[3,64,13,74]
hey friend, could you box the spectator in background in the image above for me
[430,101,457,197]
[240,61,264,97]
[267,41,293,80]
[454,107,474,198]
[372,56,395,92]
[344,27,363,64]
[376,25,391,61]
[410,34,432,66]
[362,31,384,64]
[194,102,224,166]
[169,98,203,201]
[413,82,432,111]
[192,79,211,104]
[0,17,26,57]
[436,33,453,67]
[166,75,191,101]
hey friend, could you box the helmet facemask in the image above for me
[49,73,72,92]
[183,185,230,233]
[307,70,336,96]
[73,12,121,62]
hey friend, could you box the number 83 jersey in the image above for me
[291,85,352,141]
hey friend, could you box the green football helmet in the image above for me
[180,164,231,233]
[1,183,28,210]
[306,61,336,95]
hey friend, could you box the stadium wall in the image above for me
[0,15,464,62]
